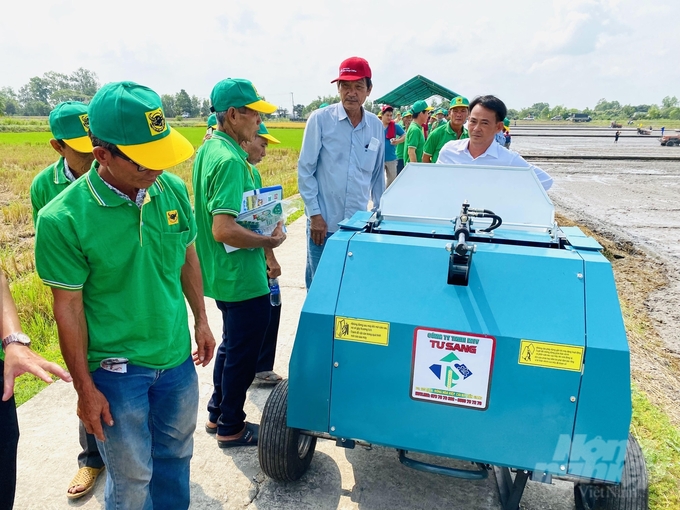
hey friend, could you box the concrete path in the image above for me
[13,216,575,510]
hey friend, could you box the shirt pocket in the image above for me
[162,229,190,273]
[359,141,380,172]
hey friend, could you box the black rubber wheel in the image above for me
[573,433,648,510]
[258,379,317,481]
[666,141,675,147]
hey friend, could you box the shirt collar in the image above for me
[465,139,500,160]
[211,130,249,159]
[445,123,468,139]
[336,103,367,128]
[85,164,162,208]
[52,157,72,185]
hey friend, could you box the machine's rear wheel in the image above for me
[258,379,317,481]
[573,433,648,510]
[666,141,675,147]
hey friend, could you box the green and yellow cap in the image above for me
[207,113,217,128]
[503,117,510,127]
[49,101,93,153]
[449,96,470,109]
[257,123,280,144]
[411,100,434,115]
[210,78,277,114]
[88,82,194,170]
[402,110,413,118]
[319,102,329,109]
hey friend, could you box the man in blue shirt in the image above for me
[381,105,405,187]
[298,56,385,289]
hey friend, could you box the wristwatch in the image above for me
[2,332,31,350]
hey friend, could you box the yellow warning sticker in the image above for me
[335,317,389,346]
[518,340,584,372]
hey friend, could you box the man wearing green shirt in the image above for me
[396,110,412,174]
[404,100,433,164]
[30,102,94,226]
[240,123,284,384]
[423,95,470,163]
[35,81,216,510]
[192,79,285,448]
[29,102,105,500]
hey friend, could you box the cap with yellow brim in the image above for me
[411,100,434,115]
[49,101,93,153]
[207,113,217,128]
[257,122,280,144]
[449,95,470,109]
[88,81,194,171]
[210,78,277,114]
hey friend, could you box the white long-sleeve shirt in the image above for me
[437,138,553,191]
[297,103,386,232]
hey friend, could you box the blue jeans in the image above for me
[92,356,198,510]
[208,294,271,436]
[305,220,333,290]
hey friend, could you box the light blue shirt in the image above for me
[495,131,506,146]
[298,102,385,232]
[437,138,554,191]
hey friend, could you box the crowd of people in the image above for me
[1,55,553,509]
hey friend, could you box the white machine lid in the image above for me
[379,163,555,231]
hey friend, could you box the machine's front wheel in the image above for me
[573,433,648,510]
[258,379,317,481]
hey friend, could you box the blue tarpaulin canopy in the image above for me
[374,75,460,107]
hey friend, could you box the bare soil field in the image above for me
[513,129,680,425]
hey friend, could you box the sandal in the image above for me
[66,466,105,500]
[254,371,282,385]
[217,422,259,448]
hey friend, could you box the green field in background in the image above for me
[0,128,305,151]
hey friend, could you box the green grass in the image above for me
[632,386,680,508]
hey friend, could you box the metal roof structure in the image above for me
[374,75,460,107]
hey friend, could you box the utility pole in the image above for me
[291,92,295,119]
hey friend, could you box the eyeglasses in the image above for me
[110,147,148,172]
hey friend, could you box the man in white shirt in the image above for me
[437,95,553,191]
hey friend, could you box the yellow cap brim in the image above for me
[425,106,434,111]
[260,133,280,144]
[118,127,194,170]
[63,136,94,153]
[246,99,277,114]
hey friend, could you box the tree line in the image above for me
[2,69,678,122]
[508,97,680,121]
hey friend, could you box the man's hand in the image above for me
[266,258,282,279]
[309,214,328,246]
[268,221,287,249]
[77,387,114,441]
[2,343,72,401]
[192,321,216,367]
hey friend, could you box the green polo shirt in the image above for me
[404,122,425,164]
[424,123,470,163]
[192,130,268,303]
[35,167,197,371]
[396,122,406,160]
[30,157,72,226]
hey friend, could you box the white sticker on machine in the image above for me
[410,328,496,410]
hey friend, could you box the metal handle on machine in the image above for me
[397,449,489,480]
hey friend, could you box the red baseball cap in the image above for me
[331,57,372,83]
[381,105,394,113]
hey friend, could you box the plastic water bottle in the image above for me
[269,278,281,306]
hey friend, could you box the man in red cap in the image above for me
[381,105,405,187]
[298,56,385,289]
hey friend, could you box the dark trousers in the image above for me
[0,360,19,510]
[256,302,281,373]
[396,158,405,175]
[207,294,271,436]
[78,421,104,469]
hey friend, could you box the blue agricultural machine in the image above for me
[258,164,648,510]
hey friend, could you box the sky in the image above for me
[1,0,677,111]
